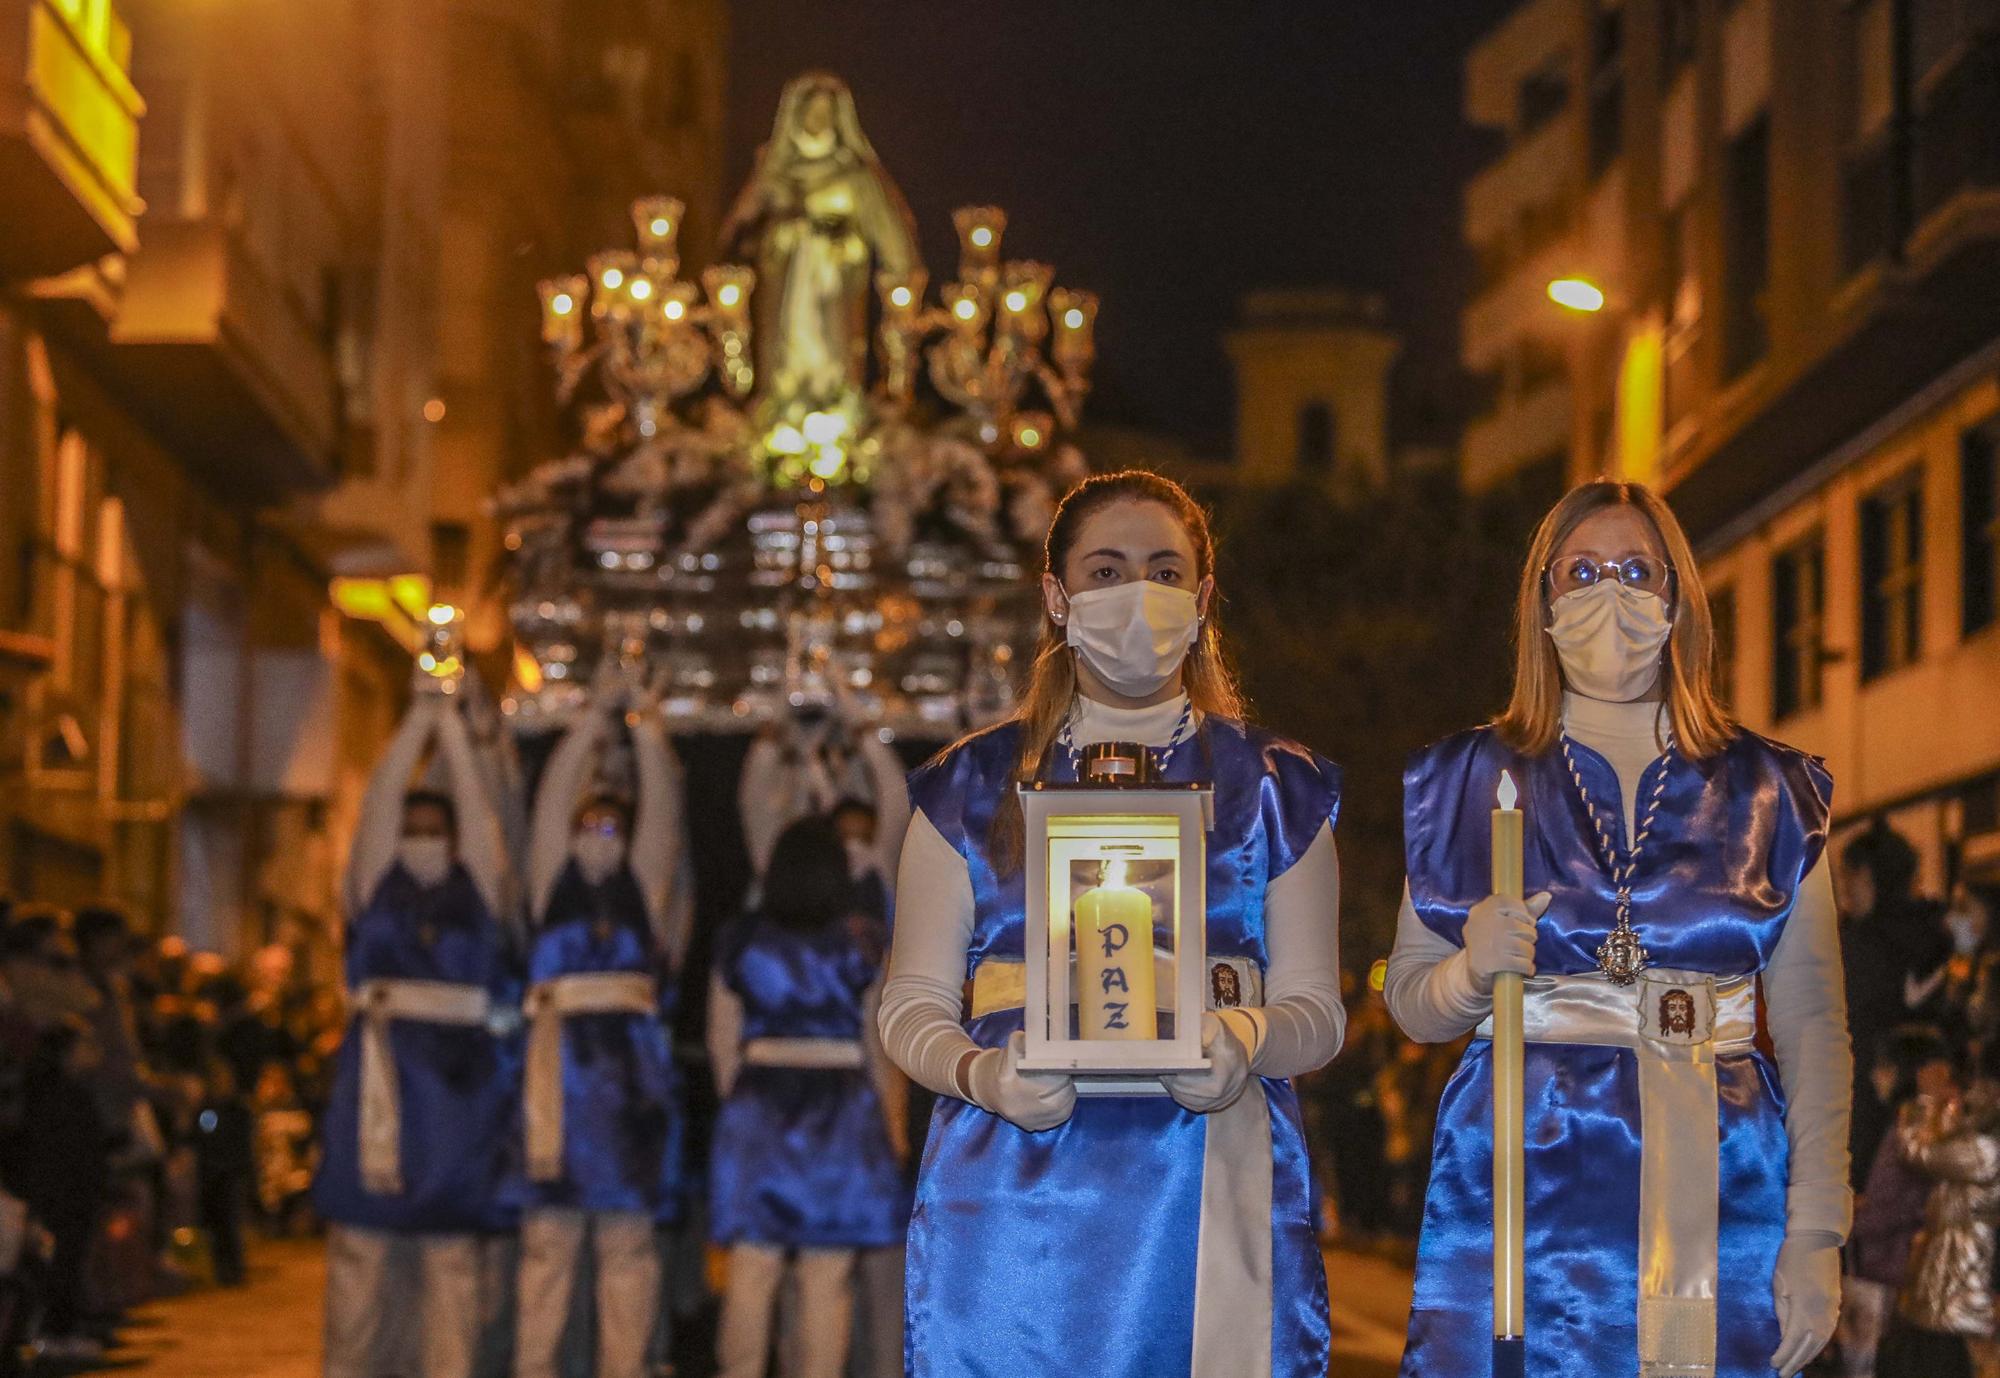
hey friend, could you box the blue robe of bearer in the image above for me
[1397,725,1830,1378]
[708,915,910,1248]
[509,860,682,1220]
[903,718,1340,1378]
[314,863,520,1232]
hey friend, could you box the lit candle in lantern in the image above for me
[1491,770,1526,1362]
[1074,858,1158,1040]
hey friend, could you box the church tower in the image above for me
[1224,289,1401,494]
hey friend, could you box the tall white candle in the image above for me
[1492,770,1526,1344]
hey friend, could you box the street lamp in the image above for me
[1547,277,1607,313]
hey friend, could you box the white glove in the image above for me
[961,1031,1076,1132]
[1162,1012,1252,1114]
[1463,891,1552,992]
[1770,1232,1841,1377]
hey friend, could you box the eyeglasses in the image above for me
[1545,553,1675,597]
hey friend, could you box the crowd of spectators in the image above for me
[0,901,339,1370]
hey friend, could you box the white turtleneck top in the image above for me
[877,695,1345,1095]
[1382,693,1851,1242]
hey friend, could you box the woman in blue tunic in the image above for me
[318,688,520,1378]
[512,695,689,1378]
[879,470,1346,1378]
[1385,480,1851,1378]
[708,815,910,1378]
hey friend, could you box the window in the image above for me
[1722,117,1772,378]
[1589,8,1625,177]
[1518,59,1571,138]
[1663,0,1700,77]
[1296,402,1335,476]
[1663,199,1703,429]
[1710,584,1738,709]
[1964,419,2000,635]
[1861,471,1925,679]
[1773,534,1826,718]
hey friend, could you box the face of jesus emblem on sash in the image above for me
[1659,988,1696,1038]
[1637,974,1715,1046]
[1211,963,1241,1009]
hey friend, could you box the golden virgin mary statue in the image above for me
[721,73,920,419]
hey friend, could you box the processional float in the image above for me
[491,72,1099,743]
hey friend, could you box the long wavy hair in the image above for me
[978,470,1244,873]
[1494,479,1734,758]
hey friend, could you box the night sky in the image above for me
[725,1,1518,455]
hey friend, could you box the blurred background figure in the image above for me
[706,816,908,1378]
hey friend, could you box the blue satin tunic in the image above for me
[708,916,911,1248]
[1397,726,1831,1378]
[315,863,521,1232]
[904,718,1341,1378]
[509,861,682,1220]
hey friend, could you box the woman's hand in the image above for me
[956,1031,1075,1132]
[1162,1012,1252,1114]
[1463,891,1552,993]
[1770,1233,1841,1376]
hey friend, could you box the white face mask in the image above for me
[1062,581,1200,698]
[1947,907,1985,956]
[574,831,627,887]
[398,837,453,890]
[1545,581,1673,702]
[844,836,877,880]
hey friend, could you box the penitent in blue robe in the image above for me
[708,915,911,1248]
[508,861,683,1220]
[902,718,1340,1378]
[1397,725,1830,1378]
[314,862,521,1233]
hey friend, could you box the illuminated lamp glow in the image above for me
[1547,277,1607,313]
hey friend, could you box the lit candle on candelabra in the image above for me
[632,196,684,260]
[1491,770,1526,1371]
[538,275,586,351]
[589,252,639,319]
[997,262,1053,346]
[1074,859,1158,1040]
[942,283,989,339]
[877,268,928,326]
[953,205,1006,283]
[1049,288,1098,376]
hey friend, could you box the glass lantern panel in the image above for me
[1047,814,1183,1041]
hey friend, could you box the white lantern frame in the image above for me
[1017,780,1214,1095]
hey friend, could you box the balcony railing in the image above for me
[0,0,143,278]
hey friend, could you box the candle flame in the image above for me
[1497,770,1519,811]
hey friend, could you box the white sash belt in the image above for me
[351,979,494,1196]
[970,954,1273,1378]
[523,972,658,1182]
[1476,969,1759,1378]
[742,1037,866,1069]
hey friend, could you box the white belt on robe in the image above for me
[350,979,494,1196]
[970,953,1275,1378]
[522,972,659,1182]
[1475,969,1759,1378]
[742,1037,866,1069]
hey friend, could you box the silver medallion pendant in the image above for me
[1595,889,1648,985]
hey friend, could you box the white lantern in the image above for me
[1018,741,1213,1094]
